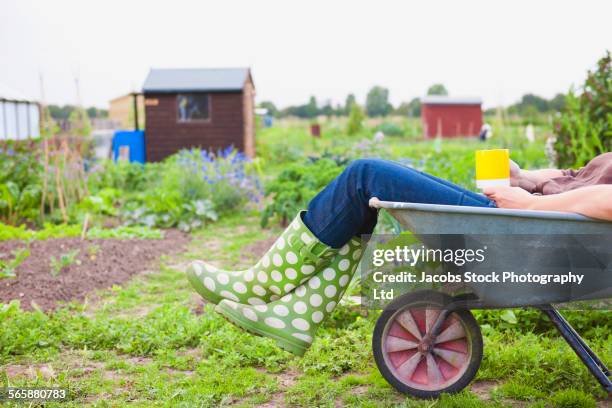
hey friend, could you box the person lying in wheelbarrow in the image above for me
[187,152,612,356]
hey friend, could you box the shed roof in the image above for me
[421,96,482,105]
[0,82,37,102]
[143,68,251,93]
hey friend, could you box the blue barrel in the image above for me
[112,130,146,163]
[263,115,273,127]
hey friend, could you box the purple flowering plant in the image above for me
[165,146,264,214]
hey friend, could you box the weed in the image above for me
[50,249,80,276]
[86,244,100,260]
[0,247,30,278]
[548,389,597,408]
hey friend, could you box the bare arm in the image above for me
[484,185,612,221]
[528,185,612,220]
[520,168,565,184]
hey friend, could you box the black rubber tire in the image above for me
[372,290,483,399]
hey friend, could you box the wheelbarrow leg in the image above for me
[539,305,612,393]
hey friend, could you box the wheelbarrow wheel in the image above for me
[373,290,482,398]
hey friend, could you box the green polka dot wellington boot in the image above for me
[215,237,364,356]
[186,212,337,305]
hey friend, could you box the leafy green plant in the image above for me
[119,148,261,231]
[0,247,30,278]
[50,249,81,277]
[260,158,344,227]
[554,51,611,167]
[375,121,403,137]
[86,225,163,239]
[88,160,158,193]
[0,222,80,240]
[346,104,365,136]
[161,148,263,214]
[122,193,218,232]
[77,188,121,217]
[0,144,43,224]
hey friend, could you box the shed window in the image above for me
[177,93,210,122]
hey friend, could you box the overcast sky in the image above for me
[1,0,610,109]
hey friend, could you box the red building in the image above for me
[421,96,482,138]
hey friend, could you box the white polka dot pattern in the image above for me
[276,237,285,250]
[211,235,366,357]
[292,318,310,331]
[192,263,202,276]
[286,252,298,264]
[324,285,337,298]
[322,268,335,281]
[301,265,315,274]
[272,254,283,267]
[204,277,215,291]
[265,317,286,329]
[257,271,268,283]
[233,282,247,294]
[220,290,238,302]
[301,232,313,244]
[254,304,268,312]
[310,294,322,307]
[308,277,321,289]
[285,268,297,279]
[261,255,270,268]
[294,301,307,314]
[243,308,258,321]
[273,305,289,316]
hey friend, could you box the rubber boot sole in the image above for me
[215,302,309,357]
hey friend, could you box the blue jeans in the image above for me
[303,158,496,248]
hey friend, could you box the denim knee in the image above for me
[345,158,383,178]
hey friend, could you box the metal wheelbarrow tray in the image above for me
[368,199,612,398]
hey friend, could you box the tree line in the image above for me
[47,105,109,121]
[260,84,567,119]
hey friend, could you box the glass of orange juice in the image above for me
[475,149,510,189]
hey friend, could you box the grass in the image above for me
[1,211,609,407]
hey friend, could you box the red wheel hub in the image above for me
[383,306,471,391]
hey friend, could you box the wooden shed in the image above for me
[421,96,482,138]
[109,93,144,130]
[142,68,255,162]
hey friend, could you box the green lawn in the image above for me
[1,211,608,407]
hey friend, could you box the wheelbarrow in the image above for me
[368,199,612,398]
